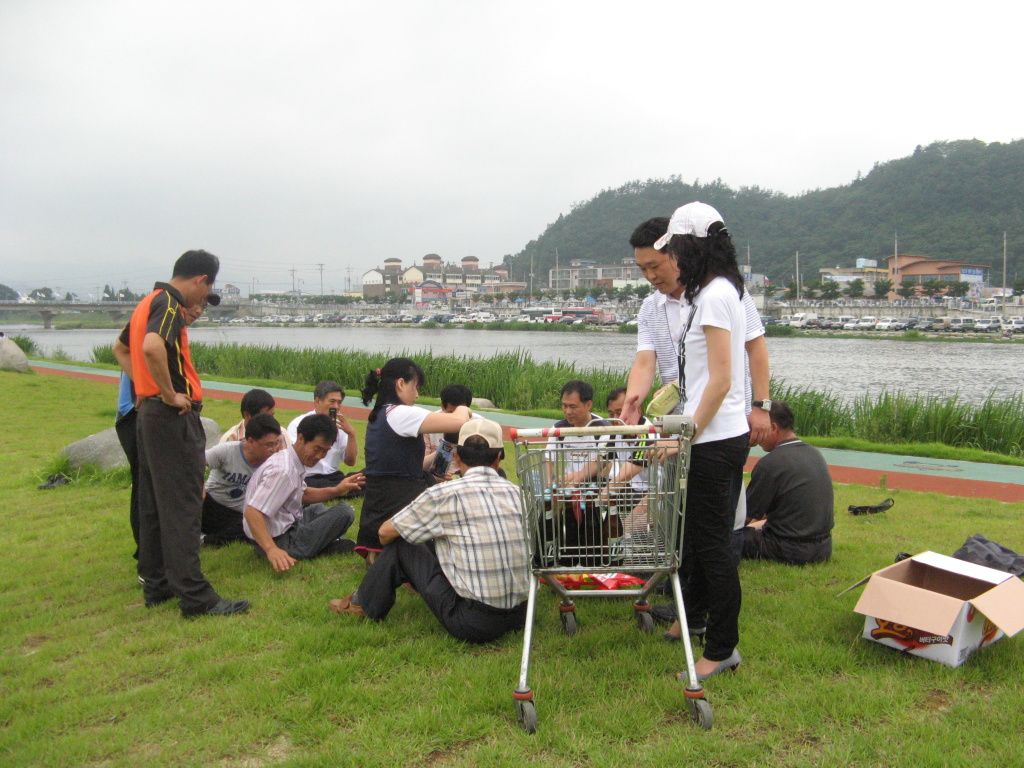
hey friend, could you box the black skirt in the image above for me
[355,473,430,552]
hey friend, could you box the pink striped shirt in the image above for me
[242,445,307,539]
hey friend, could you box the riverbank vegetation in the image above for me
[89,341,1024,457]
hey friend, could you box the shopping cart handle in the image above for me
[654,414,695,437]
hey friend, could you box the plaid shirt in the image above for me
[391,466,529,609]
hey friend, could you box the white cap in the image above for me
[458,418,504,448]
[652,201,725,250]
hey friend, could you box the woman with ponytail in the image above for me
[653,202,751,682]
[353,357,471,561]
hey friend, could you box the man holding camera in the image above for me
[286,380,359,489]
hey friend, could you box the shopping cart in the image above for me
[508,414,714,733]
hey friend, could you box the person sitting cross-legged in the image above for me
[742,400,834,565]
[328,419,530,643]
[243,414,364,572]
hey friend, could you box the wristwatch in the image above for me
[752,399,772,411]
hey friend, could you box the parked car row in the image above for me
[765,314,1024,334]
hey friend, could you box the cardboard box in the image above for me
[852,551,1024,667]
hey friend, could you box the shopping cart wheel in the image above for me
[561,611,579,636]
[636,611,655,634]
[515,700,537,734]
[688,698,713,730]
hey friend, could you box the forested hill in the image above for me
[503,139,1024,285]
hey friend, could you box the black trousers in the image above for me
[114,408,140,559]
[681,433,750,662]
[136,399,220,614]
[743,528,832,565]
[201,495,247,546]
[359,538,526,644]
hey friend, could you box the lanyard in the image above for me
[676,304,699,405]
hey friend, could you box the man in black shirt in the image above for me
[743,401,834,564]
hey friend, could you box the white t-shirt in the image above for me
[205,441,259,512]
[384,404,431,437]
[679,277,749,444]
[637,289,763,417]
[286,410,350,476]
[545,418,613,478]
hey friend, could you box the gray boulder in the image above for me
[61,416,223,471]
[471,397,496,410]
[0,337,30,372]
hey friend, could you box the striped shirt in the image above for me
[391,466,530,609]
[242,444,307,539]
[636,289,763,412]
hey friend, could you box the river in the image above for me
[10,324,1022,405]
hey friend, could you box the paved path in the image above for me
[30,360,1024,502]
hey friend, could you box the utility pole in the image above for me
[893,230,899,295]
[290,268,297,296]
[317,263,325,298]
[795,251,801,301]
[1003,231,1008,315]
[555,247,559,298]
[530,253,535,304]
[346,266,353,293]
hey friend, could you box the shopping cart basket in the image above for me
[508,414,714,732]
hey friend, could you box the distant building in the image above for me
[549,259,642,291]
[818,259,889,293]
[886,254,991,299]
[362,255,519,299]
[218,283,242,301]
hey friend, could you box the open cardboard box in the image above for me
[851,551,1024,667]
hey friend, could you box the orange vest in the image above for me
[128,287,203,401]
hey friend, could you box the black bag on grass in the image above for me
[952,534,1024,578]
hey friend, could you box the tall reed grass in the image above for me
[92,341,1024,455]
[8,334,39,355]
[98,343,628,413]
[773,382,1024,457]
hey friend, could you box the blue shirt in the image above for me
[116,372,136,419]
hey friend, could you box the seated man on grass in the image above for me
[328,419,530,644]
[286,380,358,489]
[742,400,834,565]
[220,388,291,450]
[202,413,283,546]
[423,383,478,478]
[244,414,365,572]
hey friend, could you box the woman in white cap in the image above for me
[653,202,749,681]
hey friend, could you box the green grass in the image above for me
[805,437,1024,467]
[3,370,1024,766]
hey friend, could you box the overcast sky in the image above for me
[2,0,1021,297]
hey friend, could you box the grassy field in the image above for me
[2,369,1024,767]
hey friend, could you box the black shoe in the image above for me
[144,590,175,608]
[649,603,677,625]
[326,537,356,555]
[183,599,250,618]
[848,498,894,516]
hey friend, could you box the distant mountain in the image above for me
[503,139,1024,286]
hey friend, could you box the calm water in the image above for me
[12,325,1023,405]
